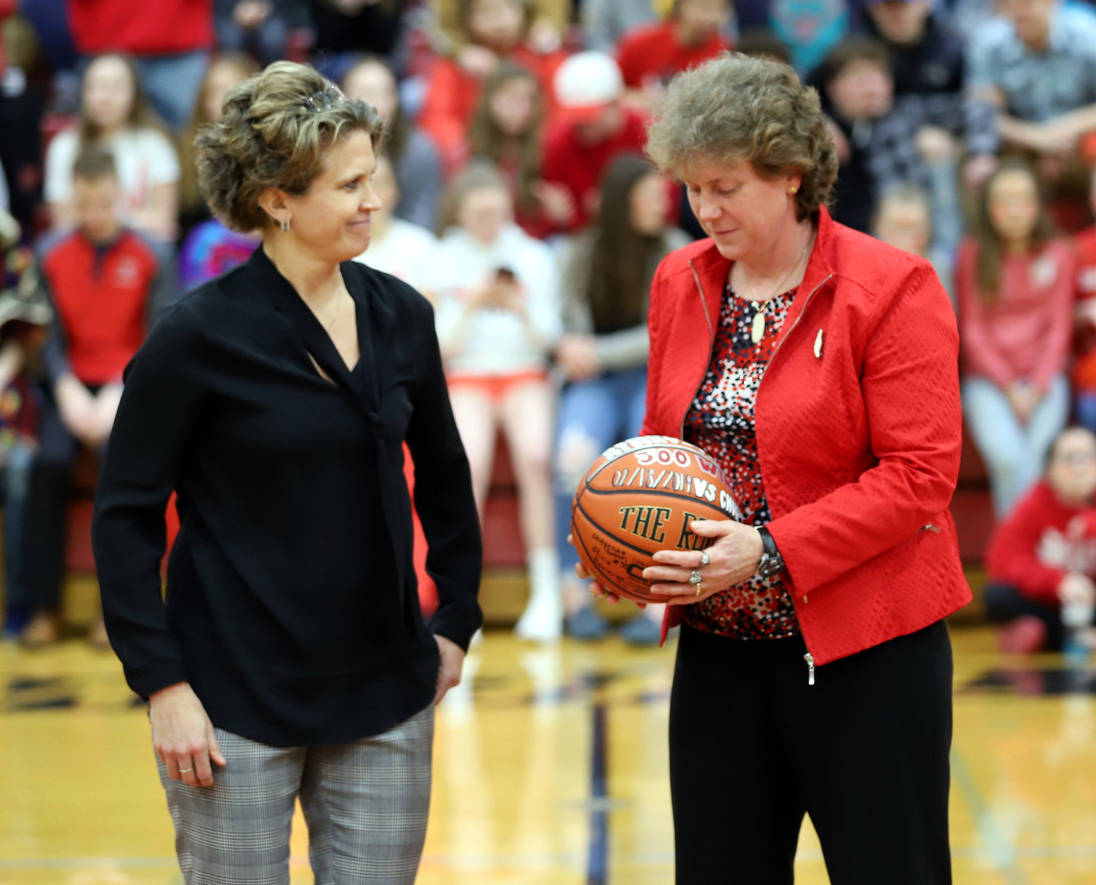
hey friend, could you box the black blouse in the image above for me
[92,247,483,747]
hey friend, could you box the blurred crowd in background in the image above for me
[2,0,1096,655]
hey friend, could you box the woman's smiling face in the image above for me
[281,129,383,261]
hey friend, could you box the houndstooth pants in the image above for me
[155,706,434,884]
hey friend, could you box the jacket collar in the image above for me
[687,205,839,331]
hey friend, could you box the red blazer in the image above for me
[643,207,971,665]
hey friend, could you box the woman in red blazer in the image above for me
[581,53,970,883]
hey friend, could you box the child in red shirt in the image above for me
[984,426,1096,654]
[20,148,169,647]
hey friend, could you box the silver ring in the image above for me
[699,551,711,567]
[689,569,702,585]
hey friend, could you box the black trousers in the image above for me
[22,392,81,614]
[669,621,953,885]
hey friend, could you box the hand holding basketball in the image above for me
[643,519,764,605]
[567,544,643,607]
[569,436,742,604]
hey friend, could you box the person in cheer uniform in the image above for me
[91,61,482,884]
[579,52,969,883]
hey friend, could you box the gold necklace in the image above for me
[738,233,815,345]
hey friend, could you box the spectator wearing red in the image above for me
[66,0,213,131]
[20,148,170,648]
[418,0,567,172]
[616,0,731,106]
[539,51,651,235]
[984,425,1096,654]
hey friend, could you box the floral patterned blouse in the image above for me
[682,279,800,639]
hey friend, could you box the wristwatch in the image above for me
[756,526,785,578]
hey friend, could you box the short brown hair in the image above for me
[72,147,118,183]
[195,61,384,232]
[820,36,891,84]
[645,52,837,221]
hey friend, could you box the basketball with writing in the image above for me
[570,436,741,603]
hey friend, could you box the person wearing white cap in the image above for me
[538,51,652,234]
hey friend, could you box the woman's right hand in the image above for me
[148,682,227,787]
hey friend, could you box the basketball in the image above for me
[570,435,741,603]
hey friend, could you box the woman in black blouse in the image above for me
[91,61,482,883]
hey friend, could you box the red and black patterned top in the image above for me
[682,279,800,639]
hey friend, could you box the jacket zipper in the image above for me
[763,273,832,687]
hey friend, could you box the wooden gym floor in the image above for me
[1,615,1094,884]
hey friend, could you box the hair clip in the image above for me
[304,86,345,113]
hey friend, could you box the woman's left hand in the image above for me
[433,634,466,705]
[642,519,764,605]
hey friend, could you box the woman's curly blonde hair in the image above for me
[645,53,838,221]
[195,61,384,232]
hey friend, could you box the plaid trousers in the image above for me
[155,705,435,884]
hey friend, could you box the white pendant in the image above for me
[751,310,765,344]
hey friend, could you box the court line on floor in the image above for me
[950,745,1029,885]
[586,701,609,885]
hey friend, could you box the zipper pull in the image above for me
[804,652,815,686]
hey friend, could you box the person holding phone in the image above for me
[432,162,565,641]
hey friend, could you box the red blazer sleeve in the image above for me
[766,262,963,593]
[985,485,1066,605]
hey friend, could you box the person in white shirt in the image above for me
[43,53,180,242]
[433,162,564,640]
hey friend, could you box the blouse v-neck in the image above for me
[254,246,380,412]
